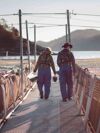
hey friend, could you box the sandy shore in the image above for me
[1,58,100,66]
[0,59,28,66]
[0,58,100,77]
[76,58,100,77]
[0,59,35,73]
[76,58,100,67]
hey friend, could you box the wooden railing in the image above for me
[74,64,100,133]
[0,69,36,127]
[0,64,100,133]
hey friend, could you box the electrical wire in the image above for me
[71,12,100,17]
[71,24,100,29]
[22,12,65,15]
[71,18,100,23]
[0,13,18,16]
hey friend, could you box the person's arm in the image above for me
[34,56,41,72]
[50,55,56,75]
[71,53,76,74]
[57,52,61,67]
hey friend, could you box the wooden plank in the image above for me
[1,81,86,133]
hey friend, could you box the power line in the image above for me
[71,24,100,29]
[28,24,100,29]
[0,12,66,17]
[71,12,100,17]
[0,13,18,17]
[29,22,65,26]
[30,25,65,28]
[71,18,100,23]
[22,12,65,16]
[7,22,100,29]
[7,22,65,28]
[0,11,100,17]
[29,15,66,19]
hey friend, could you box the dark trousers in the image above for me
[59,65,73,99]
[37,67,51,98]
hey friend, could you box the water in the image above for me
[0,51,100,72]
[0,51,100,60]
[73,51,100,59]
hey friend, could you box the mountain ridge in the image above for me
[37,29,100,51]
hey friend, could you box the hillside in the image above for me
[0,25,100,56]
[37,29,100,51]
[0,24,45,55]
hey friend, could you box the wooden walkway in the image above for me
[1,80,86,133]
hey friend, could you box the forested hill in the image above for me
[0,24,45,56]
[0,21,100,56]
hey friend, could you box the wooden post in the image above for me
[75,68,82,101]
[9,78,15,108]
[78,81,85,114]
[6,51,8,56]
[19,9,24,98]
[66,10,71,43]
[96,116,100,133]
[84,75,96,127]
[34,24,36,61]
[78,70,87,114]
[25,20,31,72]
[65,24,67,42]
[1,84,7,118]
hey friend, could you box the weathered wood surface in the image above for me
[1,80,86,133]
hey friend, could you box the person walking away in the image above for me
[34,47,56,99]
[57,42,76,102]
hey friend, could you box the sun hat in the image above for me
[45,47,52,54]
[62,42,72,48]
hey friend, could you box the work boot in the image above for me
[40,93,43,99]
[68,97,73,101]
[62,98,67,102]
[40,95,43,99]
[45,96,49,100]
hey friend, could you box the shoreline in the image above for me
[76,58,100,77]
[0,58,100,77]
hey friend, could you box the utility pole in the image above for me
[65,24,67,42]
[25,20,31,72]
[34,24,36,61]
[66,10,71,43]
[19,9,23,98]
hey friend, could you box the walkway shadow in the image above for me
[1,93,61,133]
[1,82,86,133]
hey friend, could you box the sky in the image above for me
[0,0,100,42]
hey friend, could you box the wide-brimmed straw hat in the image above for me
[45,47,52,54]
[62,42,72,48]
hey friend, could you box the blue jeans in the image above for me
[37,67,51,98]
[59,64,73,99]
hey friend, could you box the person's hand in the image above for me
[33,69,36,73]
[53,75,57,82]
[54,73,56,76]
[73,72,75,76]
[73,72,76,81]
